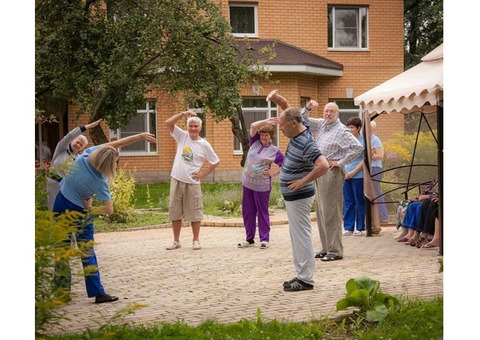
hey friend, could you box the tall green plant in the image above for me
[107,168,136,223]
[35,208,90,334]
[336,277,400,322]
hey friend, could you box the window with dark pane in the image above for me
[329,98,361,125]
[230,5,255,34]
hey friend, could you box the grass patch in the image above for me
[133,182,284,217]
[44,296,443,339]
[95,213,169,232]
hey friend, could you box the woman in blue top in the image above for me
[343,117,366,236]
[53,132,156,304]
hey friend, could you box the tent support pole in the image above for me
[438,105,443,256]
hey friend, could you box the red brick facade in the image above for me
[68,0,405,183]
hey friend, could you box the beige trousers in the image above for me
[315,167,345,257]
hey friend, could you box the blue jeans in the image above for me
[343,178,365,231]
[53,192,105,297]
[402,202,423,230]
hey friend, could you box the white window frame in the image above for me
[229,3,258,38]
[233,98,278,155]
[110,100,157,156]
[328,6,369,51]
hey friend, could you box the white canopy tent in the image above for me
[355,43,443,114]
[354,44,443,254]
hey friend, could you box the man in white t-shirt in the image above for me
[165,110,220,250]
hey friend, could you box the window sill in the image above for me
[232,33,259,38]
[328,48,370,52]
[119,152,159,157]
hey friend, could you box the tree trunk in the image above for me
[89,125,109,145]
[230,105,250,167]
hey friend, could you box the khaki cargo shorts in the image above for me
[168,177,203,222]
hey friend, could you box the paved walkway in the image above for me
[49,209,443,335]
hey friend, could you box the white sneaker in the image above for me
[353,230,364,236]
[260,242,269,249]
[193,241,201,250]
[166,241,181,250]
[343,231,353,236]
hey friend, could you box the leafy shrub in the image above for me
[336,277,400,322]
[107,168,136,223]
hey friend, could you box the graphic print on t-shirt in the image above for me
[182,146,193,163]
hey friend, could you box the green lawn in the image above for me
[45,296,443,339]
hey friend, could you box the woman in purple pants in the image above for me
[238,117,284,249]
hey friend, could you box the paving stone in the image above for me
[48,210,443,335]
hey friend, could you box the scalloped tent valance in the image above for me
[354,44,443,114]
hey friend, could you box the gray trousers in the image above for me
[315,167,345,257]
[46,177,61,211]
[285,195,315,285]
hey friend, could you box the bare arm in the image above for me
[192,161,220,181]
[287,155,329,191]
[82,198,114,216]
[266,90,290,111]
[165,110,197,134]
[345,159,364,180]
[104,132,156,149]
[372,146,384,160]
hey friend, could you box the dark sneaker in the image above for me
[283,277,297,287]
[284,279,314,292]
[314,252,327,259]
[95,294,119,304]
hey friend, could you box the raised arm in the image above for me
[249,117,279,137]
[165,110,197,134]
[104,132,156,149]
[266,90,290,111]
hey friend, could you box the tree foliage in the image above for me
[404,0,443,69]
[36,0,271,152]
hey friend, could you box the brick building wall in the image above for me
[67,0,405,183]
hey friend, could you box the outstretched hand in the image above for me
[267,117,279,125]
[85,119,103,130]
[141,133,157,143]
[181,110,197,118]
